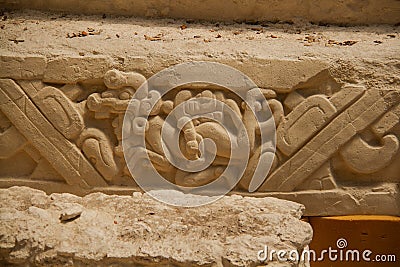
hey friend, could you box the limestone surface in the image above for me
[0,11,399,216]
[0,186,312,266]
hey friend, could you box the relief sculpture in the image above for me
[0,67,399,215]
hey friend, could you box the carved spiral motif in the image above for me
[122,62,276,206]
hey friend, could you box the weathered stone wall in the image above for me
[0,11,399,216]
[1,0,400,25]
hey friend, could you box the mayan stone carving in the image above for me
[1,66,399,215]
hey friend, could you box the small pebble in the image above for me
[59,204,83,222]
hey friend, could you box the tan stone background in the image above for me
[0,8,399,216]
[1,0,400,25]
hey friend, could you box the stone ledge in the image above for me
[0,55,329,89]
[0,186,312,267]
[1,11,399,90]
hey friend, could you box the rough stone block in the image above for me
[0,186,312,266]
[0,55,46,79]
[44,57,114,83]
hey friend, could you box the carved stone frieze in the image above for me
[1,66,399,215]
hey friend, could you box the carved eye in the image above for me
[136,120,145,128]
[109,73,117,82]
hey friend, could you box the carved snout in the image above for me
[104,69,146,90]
